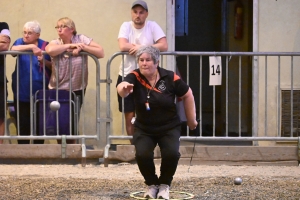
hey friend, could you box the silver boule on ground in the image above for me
[234,177,243,185]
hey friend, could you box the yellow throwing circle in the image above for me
[130,190,194,199]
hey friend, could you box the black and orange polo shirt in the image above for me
[123,66,189,133]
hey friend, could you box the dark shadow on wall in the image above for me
[175,0,253,138]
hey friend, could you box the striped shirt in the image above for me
[48,34,92,91]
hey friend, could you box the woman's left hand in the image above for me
[69,43,85,56]
[72,47,81,56]
[37,55,43,65]
[187,119,198,130]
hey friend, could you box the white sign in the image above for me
[209,56,222,85]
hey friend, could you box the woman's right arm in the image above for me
[117,81,134,98]
[11,44,43,56]
[45,41,70,57]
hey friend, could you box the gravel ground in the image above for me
[0,163,299,199]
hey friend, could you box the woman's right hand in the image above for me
[117,81,134,98]
[122,82,134,96]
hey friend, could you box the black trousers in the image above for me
[0,84,7,119]
[133,125,181,186]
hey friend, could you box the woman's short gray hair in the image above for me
[24,20,41,34]
[136,46,160,64]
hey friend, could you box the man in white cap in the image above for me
[116,0,168,143]
[0,22,10,144]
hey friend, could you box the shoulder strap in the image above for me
[40,41,48,51]
[39,41,50,79]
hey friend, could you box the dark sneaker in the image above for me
[157,184,170,199]
[143,185,158,199]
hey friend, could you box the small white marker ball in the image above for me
[234,177,243,185]
[50,101,60,111]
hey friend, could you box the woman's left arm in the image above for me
[180,88,198,130]
[0,34,10,51]
[81,40,104,59]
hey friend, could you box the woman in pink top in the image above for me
[46,17,104,143]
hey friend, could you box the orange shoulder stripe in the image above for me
[174,73,180,81]
[132,71,153,90]
[132,71,162,93]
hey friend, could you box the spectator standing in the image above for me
[117,0,168,142]
[11,20,51,144]
[46,17,104,144]
[0,22,10,144]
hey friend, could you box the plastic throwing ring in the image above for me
[130,191,194,199]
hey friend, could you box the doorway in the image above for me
[175,0,253,139]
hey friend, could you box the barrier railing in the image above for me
[1,51,299,163]
[104,51,300,159]
[0,50,108,161]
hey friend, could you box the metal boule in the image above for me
[234,177,243,185]
[50,101,60,111]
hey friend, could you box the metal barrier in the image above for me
[0,50,107,161]
[1,51,300,163]
[105,51,300,159]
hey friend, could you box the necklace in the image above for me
[145,72,158,111]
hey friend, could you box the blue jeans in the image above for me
[133,125,181,186]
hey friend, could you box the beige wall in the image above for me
[257,0,300,144]
[0,0,167,147]
[258,0,300,52]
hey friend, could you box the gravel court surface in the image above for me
[0,164,299,199]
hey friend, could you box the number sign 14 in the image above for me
[209,56,222,86]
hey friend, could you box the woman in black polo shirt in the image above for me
[117,46,197,199]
